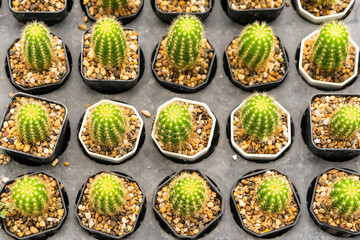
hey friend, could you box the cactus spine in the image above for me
[330,178,360,215]
[330,105,360,139]
[101,0,127,11]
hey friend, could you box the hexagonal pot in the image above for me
[230,169,302,238]
[151,97,219,163]
[152,169,224,239]
[77,99,145,164]
[75,171,147,240]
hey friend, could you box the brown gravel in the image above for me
[156,0,210,13]
[11,0,65,12]
[300,0,351,17]
[230,0,283,10]
[0,154,11,165]
[141,110,151,118]
[83,0,141,19]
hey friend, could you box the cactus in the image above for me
[240,93,279,141]
[237,21,274,69]
[330,105,360,139]
[317,0,335,5]
[156,103,193,145]
[11,176,49,215]
[16,103,49,144]
[166,15,203,69]
[101,0,127,11]
[90,173,125,215]
[312,21,349,70]
[91,18,127,68]
[22,21,53,71]
[256,177,290,213]
[330,178,360,215]
[90,103,126,146]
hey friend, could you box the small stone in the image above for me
[52,158,59,167]
[141,110,151,118]
[30,226,39,234]
[232,155,238,161]
[64,162,69,167]
[78,24,87,30]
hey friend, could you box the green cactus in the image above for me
[330,105,360,139]
[317,0,335,5]
[16,103,49,144]
[101,0,127,11]
[240,93,279,141]
[90,103,126,146]
[256,177,290,213]
[90,173,125,215]
[312,21,349,70]
[166,15,203,69]
[91,18,127,68]
[237,21,274,69]
[22,21,53,71]
[156,103,193,145]
[330,178,360,215]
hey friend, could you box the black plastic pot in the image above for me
[307,167,360,237]
[0,171,69,240]
[5,35,72,95]
[223,36,289,92]
[153,169,224,239]
[230,169,301,238]
[75,171,146,240]
[79,29,144,94]
[301,93,360,161]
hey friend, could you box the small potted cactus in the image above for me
[79,17,144,93]
[224,21,289,91]
[151,97,219,163]
[230,169,301,238]
[78,99,144,164]
[0,92,70,164]
[297,21,359,90]
[151,15,217,93]
[228,93,293,161]
[75,171,146,239]
[6,21,72,94]
[153,169,223,239]
[0,172,68,239]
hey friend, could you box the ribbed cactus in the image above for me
[16,103,49,144]
[90,103,126,146]
[101,0,127,11]
[166,15,203,69]
[91,18,127,68]
[330,105,360,139]
[156,104,193,145]
[240,93,279,141]
[237,21,274,69]
[312,21,349,70]
[22,21,53,71]
[90,173,125,215]
[330,178,360,215]
[256,177,290,213]
[11,176,49,215]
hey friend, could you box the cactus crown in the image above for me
[330,178,360,215]
[166,15,203,69]
[237,21,274,69]
[330,105,360,139]
[22,21,53,71]
[90,103,126,146]
[312,21,349,70]
[101,0,127,11]
[91,17,127,68]
[16,103,49,144]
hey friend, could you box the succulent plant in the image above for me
[330,178,360,215]
[101,0,127,11]
[16,103,49,144]
[317,0,335,5]
[156,103,193,145]
[91,17,127,68]
[312,21,349,70]
[166,15,203,69]
[22,21,53,71]
[90,103,126,146]
[330,105,360,139]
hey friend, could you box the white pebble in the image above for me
[314,139,320,143]
[232,155,237,161]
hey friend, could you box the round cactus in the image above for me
[101,0,127,11]
[318,0,335,5]
[330,105,360,139]
[330,178,360,215]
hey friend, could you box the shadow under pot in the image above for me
[153,169,224,239]
[77,99,145,164]
[0,171,69,240]
[79,28,144,94]
[307,167,360,237]
[75,171,146,239]
[151,97,219,164]
[230,169,301,238]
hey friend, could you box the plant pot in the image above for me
[75,171,146,240]
[296,30,359,90]
[0,92,70,165]
[230,169,301,238]
[79,29,144,94]
[77,99,145,164]
[0,171,69,240]
[223,36,289,92]
[152,169,224,239]
[151,97,219,163]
